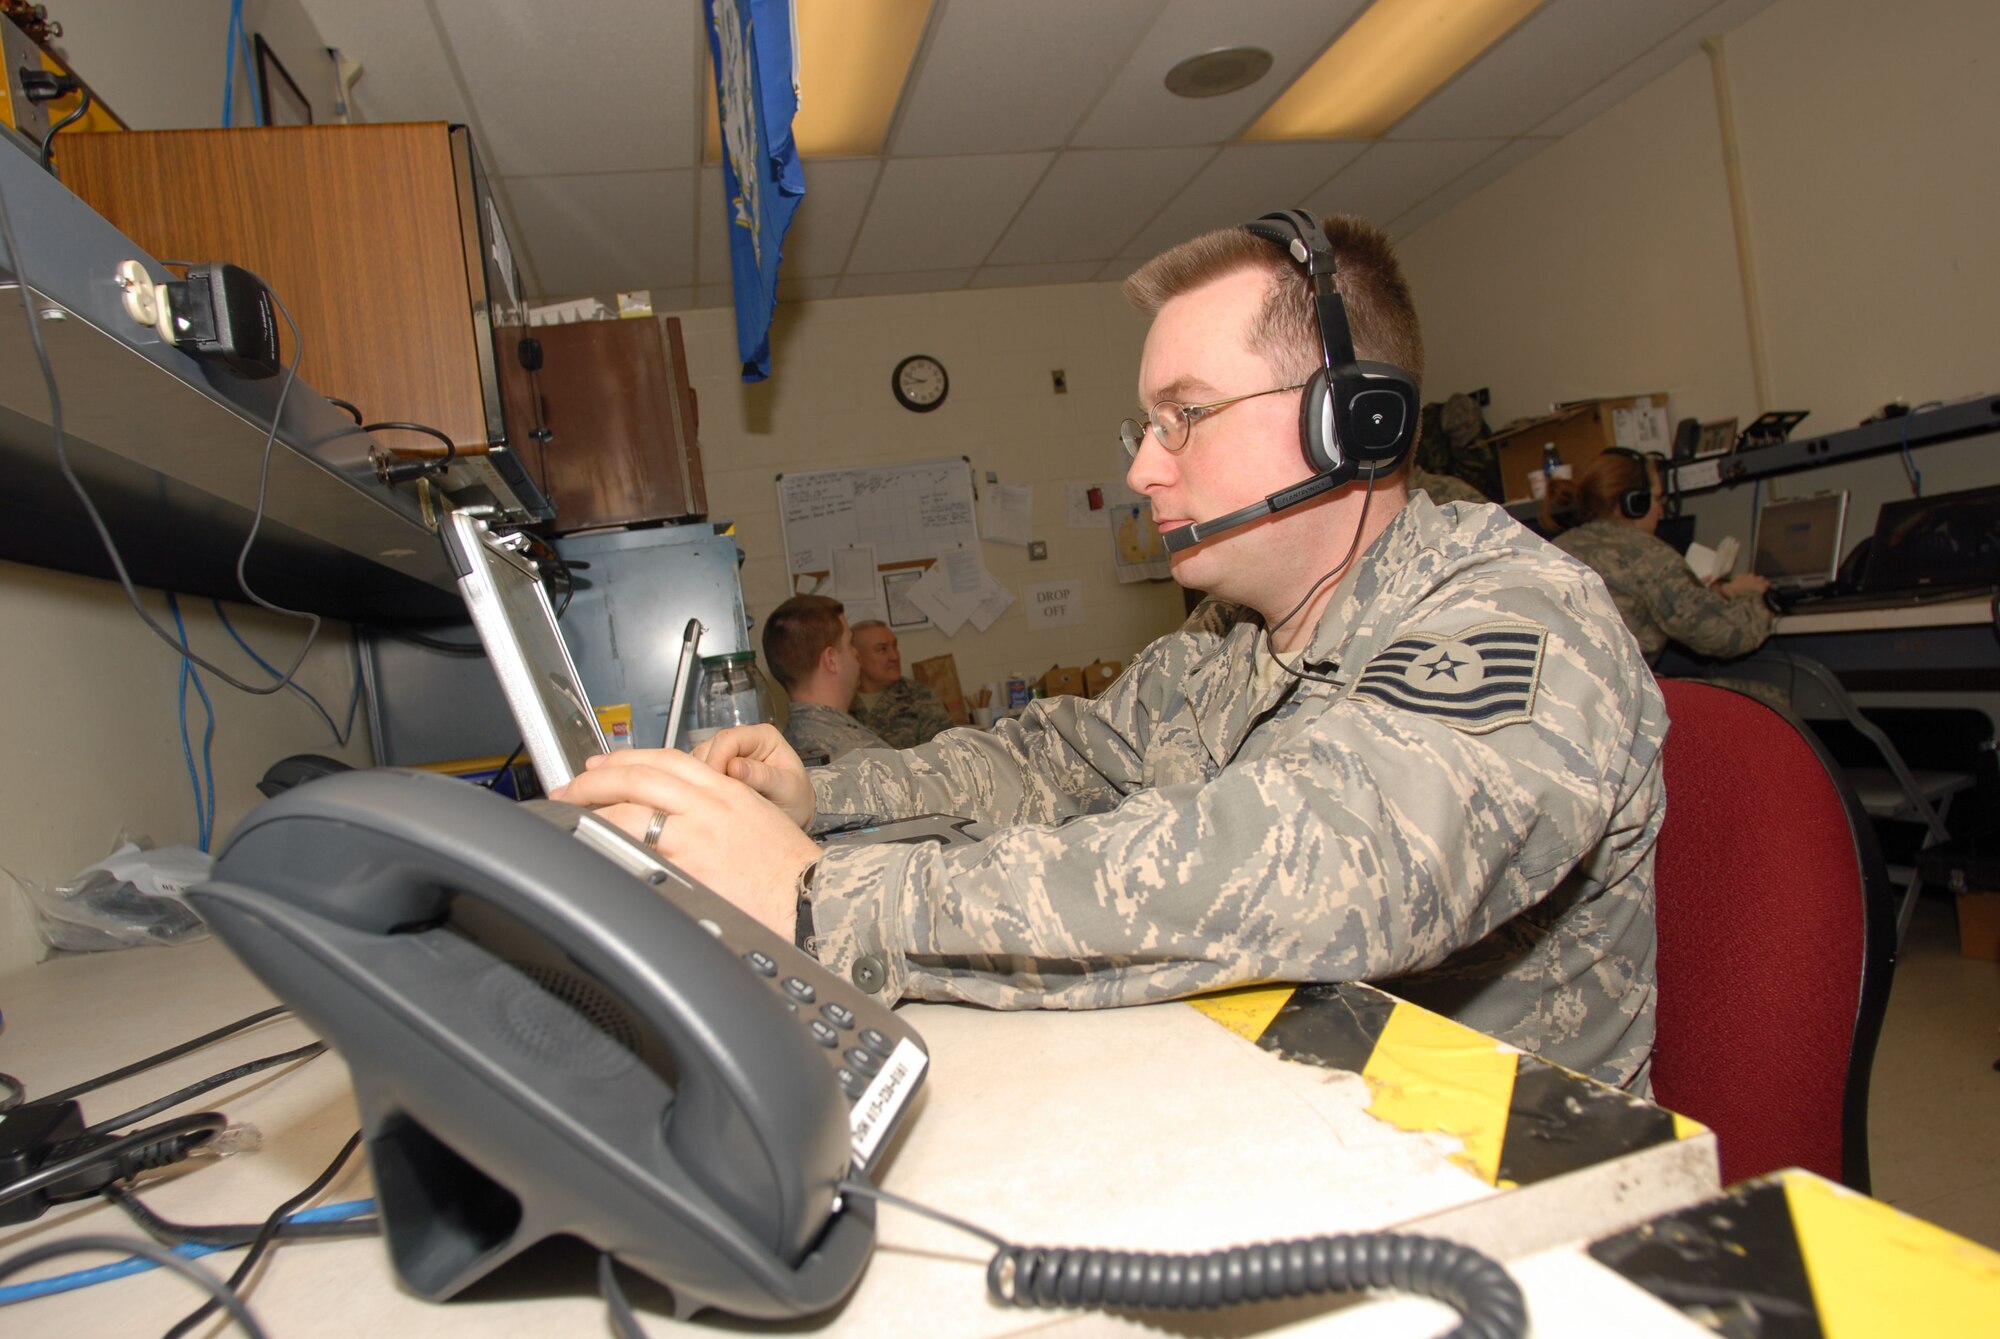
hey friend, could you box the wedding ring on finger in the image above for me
[643,809,669,847]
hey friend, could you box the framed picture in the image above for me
[255,35,312,127]
[1695,418,1737,458]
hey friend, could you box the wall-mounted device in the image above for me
[115,259,280,379]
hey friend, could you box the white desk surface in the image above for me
[0,940,1720,1337]
[1773,592,1994,635]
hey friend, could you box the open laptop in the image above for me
[441,505,988,844]
[1750,491,1849,593]
[1849,482,2000,603]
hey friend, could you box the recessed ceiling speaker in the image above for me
[1164,46,1274,99]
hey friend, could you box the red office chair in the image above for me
[1651,679,1895,1191]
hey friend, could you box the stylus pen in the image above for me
[663,617,704,749]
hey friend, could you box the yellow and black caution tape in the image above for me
[1589,1170,2000,1337]
[1189,981,1702,1187]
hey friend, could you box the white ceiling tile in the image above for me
[847,155,1054,273]
[1530,0,1776,138]
[1386,138,1559,239]
[989,148,1215,266]
[298,0,474,125]
[970,262,1109,289]
[1073,0,1366,148]
[432,0,703,176]
[889,0,1171,156]
[1304,142,1509,231]
[837,271,976,299]
[1117,142,1371,260]
[500,170,699,299]
[775,277,841,305]
[1392,0,1719,141]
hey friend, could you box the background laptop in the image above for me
[1854,482,2000,598]
[1751,491,1849,592]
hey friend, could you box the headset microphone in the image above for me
[1159,472,1340,553]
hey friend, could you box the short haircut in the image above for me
[1123,213,1424,390]
[761,594,846,692]
[849,619,889,635]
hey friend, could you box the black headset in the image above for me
[1599,446,1661,519]
[1242,210,1420,485]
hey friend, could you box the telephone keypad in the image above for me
[844,1046,881,1077]
[782,976,817,1005]
[743,949,778,977]
[859,1027,893,1057]
[820,1002,854,1030]
[807,1020,840,1048]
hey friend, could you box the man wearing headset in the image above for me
[555,213,1666,1092]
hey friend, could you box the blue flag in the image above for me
[705,0,804,382]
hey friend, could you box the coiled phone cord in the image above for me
[836,1180,1527,1339]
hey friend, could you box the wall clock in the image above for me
[892,354,948,412]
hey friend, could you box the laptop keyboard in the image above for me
[1771,583,1997,615]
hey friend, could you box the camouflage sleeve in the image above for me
[809,659,1166,830]
[1629,541,1775,658]
[804,579,1660,1013]
[904,682,956,745]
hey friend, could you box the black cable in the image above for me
[323,396,363,425]
[0,1073,23,1113]
[373,625,486,654]
[81,1042,326,1139]
[1263,474,1379,689]
[362,420,458,469]
[836,1181,1525,1337]
[0,1235,268,1338]
[40,1006,289,1106]
[104,1184,379,1248]
[162,1131,363,1339]
[0,196,323,695]
[485,741,526,792]
[36,86,93,172]
[0,1113,224,1212]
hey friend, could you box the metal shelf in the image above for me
[1666,395,2000,495]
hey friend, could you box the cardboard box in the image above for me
[1490,393,1670,504]
[1958,891,2000,961]
[1040,664,1086,698]
[1082,659,1124,698]
[911,654,970,725]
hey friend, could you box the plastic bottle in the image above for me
[687,651,775,744]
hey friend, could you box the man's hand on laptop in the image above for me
[552,747,816,939]
[689,724,816,828]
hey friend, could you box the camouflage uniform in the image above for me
[1554,519,1774,664]
[851,678,954,749]
[781,702,891,765]
[802,494,1665,1090]
[1408,466,1490,507]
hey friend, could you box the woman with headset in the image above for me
[1548,448,1774,664]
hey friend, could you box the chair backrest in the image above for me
[1651,678,1895,1190]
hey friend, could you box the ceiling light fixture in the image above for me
[1164,46,1273,100]
[703,0,933,162]
[1242,0,1543,141]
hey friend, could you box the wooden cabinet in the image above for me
[524,316,707,534]
[61,122,552,523]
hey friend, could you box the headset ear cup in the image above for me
[1299,367,1347,479]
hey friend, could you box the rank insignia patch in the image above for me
[1352,621,1547,733]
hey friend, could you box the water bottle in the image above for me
[688,651,774,744]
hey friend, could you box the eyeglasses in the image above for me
[1118,383,1307,461]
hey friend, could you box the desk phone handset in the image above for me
[187,768,928,1321]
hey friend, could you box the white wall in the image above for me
[0,564,372,973]
[1397,0,2000,550]
[663,281,1189,704]
[47,0,336,129]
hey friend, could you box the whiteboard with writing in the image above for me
[777,458,980,578]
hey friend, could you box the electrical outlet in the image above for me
[1028,540,1048,561]
[1051,369,1067,394]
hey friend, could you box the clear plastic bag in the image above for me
[11,836,212,953]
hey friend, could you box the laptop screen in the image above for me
[1751,492,1849,589]
[1862,483,2000,592]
